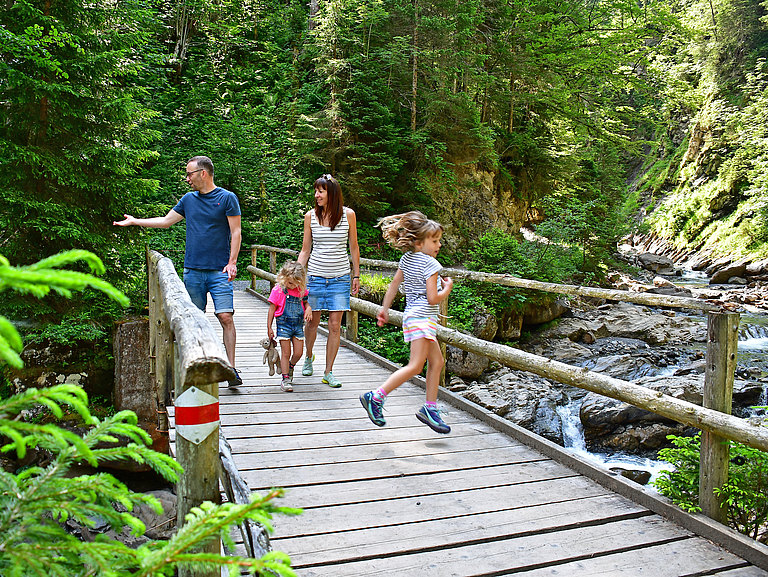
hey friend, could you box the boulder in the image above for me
[522,298,570,326]
[472,311,498,341]
[637,253,675,275]
[710,261,748,284]
[497,309,523,340]
[579,375,765,453]
[446,345,490,379]
[534,302,703,346]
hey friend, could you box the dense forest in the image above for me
[1,0,768,342]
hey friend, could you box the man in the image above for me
[114,156,243,387]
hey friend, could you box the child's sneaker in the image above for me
[360,391,386,427]
[280,376,293,392]
[322,371,342,388]
[302,354,315,376]
[288,363,295,380]
[416,405,450,434]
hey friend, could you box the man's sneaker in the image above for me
[228,368,243,388]
[322,371,342,388]
[302,354,315,376]
[360,392,386,427]
[280,376,293,392]
[416,405,450,434]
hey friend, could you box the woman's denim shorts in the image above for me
[307,274,351,311]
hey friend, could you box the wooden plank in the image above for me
[238,443,546,487]
[276,495,649,566]
[232,436,543,470]
[518,539,767,577]
[248,459,579,506]
[273,475,617,538]
[291,516,697,576]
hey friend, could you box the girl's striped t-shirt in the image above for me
[399,251,443,318]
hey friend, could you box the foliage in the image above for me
[653,433,768,543]
[356,317,410,366]
[0,249,300,575]
[0,250,129,369]
[446,283,488,333]
[0,385,300,576]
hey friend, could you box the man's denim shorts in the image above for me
[307,274,351,311]
[183,268,234,314]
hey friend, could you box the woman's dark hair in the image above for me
[314,174,344,230]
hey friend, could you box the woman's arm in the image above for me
[297,211,312,267]
[377,268,404,326]
[347,208,361,296]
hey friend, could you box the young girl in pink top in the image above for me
[267,261,312,392]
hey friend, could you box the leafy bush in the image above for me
[446,283,488,333]
[356,317,410,367]
[653,433,768,543]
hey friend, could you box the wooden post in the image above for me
[250,247,258,291]
[147,259,171,437]
[346,310,358,342]
[269,250,277,291]
[175,362,221,577]
[438,299,448,387]
[699,311,739,523]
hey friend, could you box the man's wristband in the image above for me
[353,275,360,279]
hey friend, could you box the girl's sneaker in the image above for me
[416,405,450,434]
[302,354,315,376]
[322,371,342,388]
[281,376,293,392]
[360,392,385,426]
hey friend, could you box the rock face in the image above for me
[531,302,704,347]
[456,369,568,445]
[580,375,765,454]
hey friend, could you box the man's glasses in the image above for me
[185,169,203,178]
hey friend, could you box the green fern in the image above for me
[0,385,301,576]
[0,250,129,368]
[0,252,301,575]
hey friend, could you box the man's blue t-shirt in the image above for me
[173,187,241,270]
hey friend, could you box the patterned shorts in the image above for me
[402,313,438,343]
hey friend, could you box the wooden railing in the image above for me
[249,243,768,525]
[146,249,268,576]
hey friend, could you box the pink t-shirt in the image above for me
[268,285,309,317]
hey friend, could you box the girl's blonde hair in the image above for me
[276,260,307,293]
[377,211,444,252]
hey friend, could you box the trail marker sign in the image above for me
[174,386,219,444]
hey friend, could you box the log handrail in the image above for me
[249,244,721,312]
[249,243,766,524]
[147,249,237,576]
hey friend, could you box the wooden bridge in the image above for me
[187,287,768,576]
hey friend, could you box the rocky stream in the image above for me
[444,242,768,486]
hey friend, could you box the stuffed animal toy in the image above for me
[260,337,280,376]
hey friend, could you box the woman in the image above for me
[297,174,360,388]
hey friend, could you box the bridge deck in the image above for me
[188,288,767,576]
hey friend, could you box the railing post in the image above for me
[250,247,258,291]
[269,250,277,291]
[699,311,739,523]
[174,353,221,577]
[438,298,448,387]
[147,255,171,439]
[346,309,358,342]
